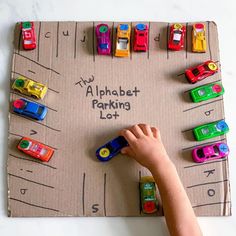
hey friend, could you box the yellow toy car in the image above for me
[192,23,206,53]
[12,76,47,99]
[115,24,131,57]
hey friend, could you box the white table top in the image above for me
[0,0,236,235]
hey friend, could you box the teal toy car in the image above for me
[140,176,158,214]
[193,120,229,141]
[190,82,224,103]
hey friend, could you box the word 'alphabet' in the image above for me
[92,204,99,213]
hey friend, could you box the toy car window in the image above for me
[117,38,128,50]
[173,31,182,41]
[24,40,33,45]
[37,107,44,115]
[192,68,200,76]
[196,149,205,158]
[40,148,48,156]
[203,65,210,71]
[213,146,220,155]
[106,144,114,152]
[100,43,108,49]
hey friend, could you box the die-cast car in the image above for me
[185,60,218,84]
[21,21,36,50]
[193,120,229,141]
[140,176,158,214]
[96,136,128,161]
[12,76,47,99]
[190,82,224,103]
[168,23,186,51]
[115,24,131,57]
[192,23,206,53]
[12,98,47,120]
[192,142,229,163]
[133,23,148,52]
[17,137,54,162]
[96,24,111,55]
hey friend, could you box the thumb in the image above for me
[121,147,135,157]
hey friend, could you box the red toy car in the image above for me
[17,137,54,162]
[168,23,186,51]
[185,60,218,84]
[133,23,148,52]
[21,22,36,50]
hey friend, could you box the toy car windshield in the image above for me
[173,30,182,43]
[117,38,128,49]
[100,43,109,49]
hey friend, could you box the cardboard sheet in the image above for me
[7,21,231,217]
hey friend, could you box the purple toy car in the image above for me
[192,142,229,163]
[96,24,111,55]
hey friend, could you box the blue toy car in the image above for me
[96,136,129,161]
[12,98,47,121]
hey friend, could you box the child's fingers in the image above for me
[138,123,153,136]
[151,127,161,140]
[130,124,144,138]
[121,146,135,157]
[120,129,137,143]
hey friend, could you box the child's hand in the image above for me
[120,124,170,171]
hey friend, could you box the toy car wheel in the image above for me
[136,23,146,31]
[19,140,30,149]
[13,99,25,109]
[99,148,110,159]
[216,121,228,131]
[208,62,217,71]
[99,25,108,33]
[174,23,182,29]
[22,22,32,28]
[14,79,25,88]
[31,95,38,99]
[195,23,204,29]
[219,143,229,154]
[212,84,222,93]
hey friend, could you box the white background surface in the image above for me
[0,0,236,235]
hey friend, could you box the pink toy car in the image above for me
[192,142,229,163]
[95,24,111,55]
[133,23,148,52]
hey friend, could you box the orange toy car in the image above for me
[17,137,54,162]
[115,24,131,57]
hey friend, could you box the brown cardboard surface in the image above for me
[7,21,231,217]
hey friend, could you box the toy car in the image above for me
[96,24,111,55]
[192,23,206,53]
[133,23,148,52]
[12,76,47,99]
[168,23,186,51]
[185,60,218,84]
[193,120,229,141]
[12,98,47,120]
[192,142,229,163]
[115,24,131,57]
[96,136,128,161]
[17,137,54,162]
[190,82,224,103]
[21,21,36,50]
[140,176,158,214]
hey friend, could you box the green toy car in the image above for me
[190,82,224,103]
[140,176,158,214]
[193,120,229,141]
